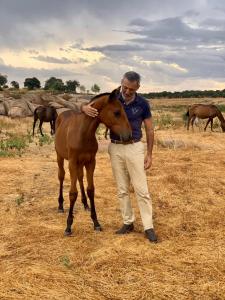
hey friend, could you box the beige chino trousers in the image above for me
[108,141,153,230]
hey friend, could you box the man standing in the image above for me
[82,71,157,243]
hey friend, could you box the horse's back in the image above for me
[189,104,218,119]
[35,105,57,121]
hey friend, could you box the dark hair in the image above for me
[123,71,141,84]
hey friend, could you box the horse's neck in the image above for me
[81,115,100,138]
[216,109,225,123]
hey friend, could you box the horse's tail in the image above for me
[33,107,39,117]
[186,108,189,117]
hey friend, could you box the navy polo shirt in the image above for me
[110,93,152,141]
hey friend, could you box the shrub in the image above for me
[154,113,175,129]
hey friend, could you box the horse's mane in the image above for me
[89,93,110,103]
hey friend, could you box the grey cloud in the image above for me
[84,44,146,52]
[27,49,39,55]
[31,55,75,64]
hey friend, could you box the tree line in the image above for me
[0,74,100,94]
[1,73,225,97]
[142,89,225,98]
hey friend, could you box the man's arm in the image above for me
[80,103,98,117]
[143,117,154,170]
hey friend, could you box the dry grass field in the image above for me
[0,98,225,299]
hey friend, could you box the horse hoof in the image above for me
[58,208,64,213]
[64,230,72,236]
[94,226,102,231]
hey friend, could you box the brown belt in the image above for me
[111,139,140,145]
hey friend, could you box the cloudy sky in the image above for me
[1,0,225,92]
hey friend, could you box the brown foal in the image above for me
[55,88,132,235]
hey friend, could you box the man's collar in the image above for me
[120,92,137,105]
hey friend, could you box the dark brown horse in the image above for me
[55,89,132,235]
[33,106,58,136]
[186,104,225,132]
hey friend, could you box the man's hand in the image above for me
[82,103,98,117]
[144,153,152,170]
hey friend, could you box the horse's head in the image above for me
[221,121,225,132]
[92,89,132,142]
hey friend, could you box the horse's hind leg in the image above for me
[39,120,44,136]
[64,159,78,236]
[191,116,196,131]
[187,116,191,130]
[78,166,90,211]
[85,159,101,231]
[32,115,38,136]
[57,154,65,213]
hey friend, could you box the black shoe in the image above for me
[115,223,134,234]
[145,228,157,243]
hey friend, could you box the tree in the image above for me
[79,85,86,93]
[11,81,19,89]
[65,80,80,93]
[0,74,7,87]
[24,77,41,90]
[91,84,100,94]
[44,77,65,91]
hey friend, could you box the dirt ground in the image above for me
[0,103,225,299]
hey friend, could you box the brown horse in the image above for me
[186,104,225,132]
[33,106,58,136]
[55,88,132,235]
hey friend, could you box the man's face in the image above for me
[121,77,140,102]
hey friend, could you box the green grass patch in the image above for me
[38,134,54,146]
[59,255,71,268]
[0,132,33,157]
[15,193,25,206]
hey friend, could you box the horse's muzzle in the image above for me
[120,132,133,142]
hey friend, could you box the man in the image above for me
[82,71,157,243]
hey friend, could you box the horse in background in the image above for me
[55,88,132,235]
[33,106,58,136]
[186,104,225,132]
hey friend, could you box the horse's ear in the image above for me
[108,86,121,102]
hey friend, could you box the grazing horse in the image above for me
[186,104,225,132]
[55,88,132,235]
[33,106,58,136]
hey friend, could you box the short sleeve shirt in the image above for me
[110,93,152,141]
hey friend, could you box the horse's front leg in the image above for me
[64,159,78,236]
[50,120,55,135]
[204,118,211,131]
[85,159,102,231]
[210,118,214,132]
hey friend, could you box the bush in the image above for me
[154,114,175,129]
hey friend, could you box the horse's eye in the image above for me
[114,110,121,118]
